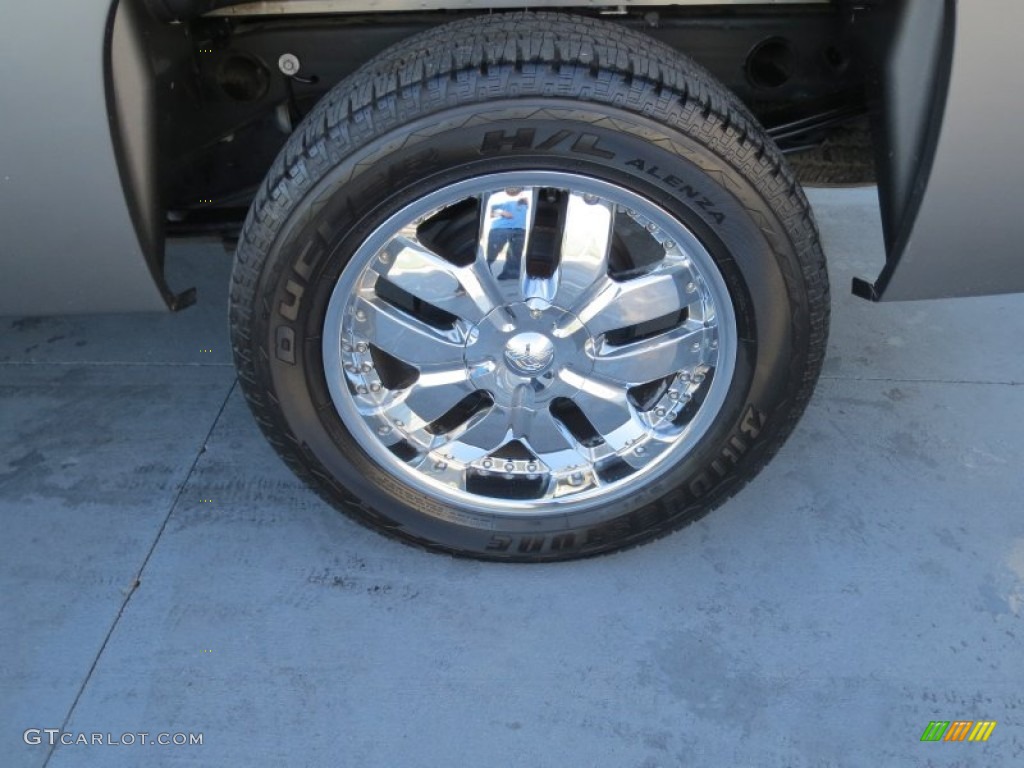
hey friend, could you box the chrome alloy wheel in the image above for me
[323,172,737,515]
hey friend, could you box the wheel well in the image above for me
[126,4,878,243]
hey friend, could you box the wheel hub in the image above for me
[504,332,554,374]
[465,302,591,404]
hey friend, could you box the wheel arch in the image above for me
[854,0,1024,301]
[0,0,182,317]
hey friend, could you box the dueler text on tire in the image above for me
[229,12,830,561]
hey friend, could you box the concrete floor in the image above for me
[2,188,1022,767]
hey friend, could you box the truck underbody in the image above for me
[147,2,874,243]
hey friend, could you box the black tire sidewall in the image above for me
[251,102,809,558]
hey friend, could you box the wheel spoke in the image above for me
[371,393,437,450]
[522,406,592,473]
[558,369,648,455]
[480,188,535,301]
[547,192,615,308]
[374,234,497,324]
[353,295,465,368]
[590,322,709,385]
[562,260,694,338]
[445,405,513,463]
[402,366,476,424]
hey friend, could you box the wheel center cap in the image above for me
[504,332,555,374]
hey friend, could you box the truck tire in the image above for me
[229,11,830,561]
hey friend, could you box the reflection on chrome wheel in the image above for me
[323,173,736,514]
[230,11,830,560]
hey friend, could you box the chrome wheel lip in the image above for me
[322,171,737,517]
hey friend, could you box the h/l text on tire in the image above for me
[479,128,725,224]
